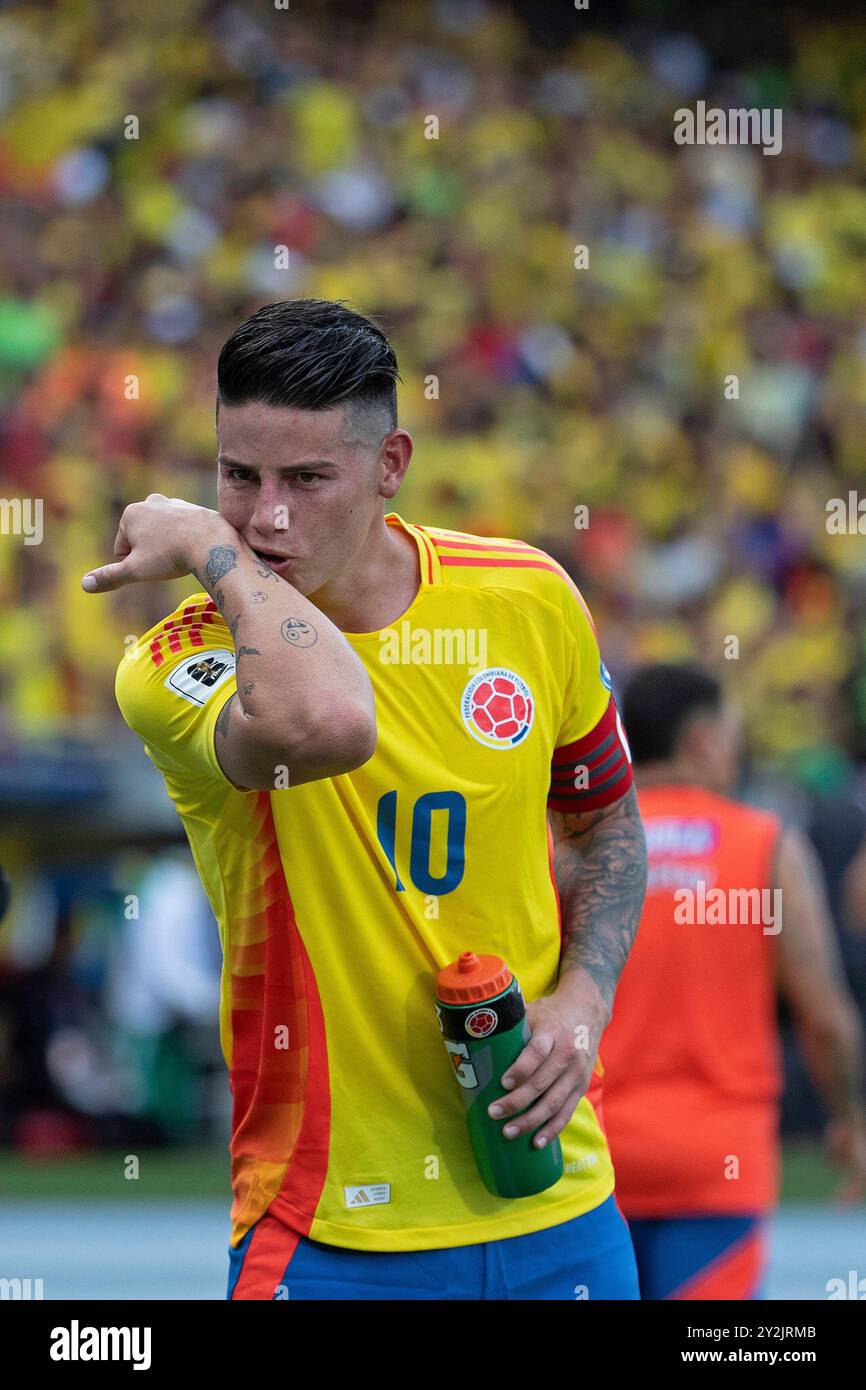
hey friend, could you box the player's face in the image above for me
[216,401,396,597]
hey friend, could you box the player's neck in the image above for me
[307,516,421,633]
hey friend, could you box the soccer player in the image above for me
[83,299,646,1301]
[600,663,866,1300]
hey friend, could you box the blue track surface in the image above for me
[0,1202,862,1300]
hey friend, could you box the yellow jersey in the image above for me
[115,512,632,1251]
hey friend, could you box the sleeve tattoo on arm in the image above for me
[550,785,648,1012]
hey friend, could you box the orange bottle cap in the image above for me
[436,951,512,1004]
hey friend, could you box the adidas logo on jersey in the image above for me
[343,1183,391,1208]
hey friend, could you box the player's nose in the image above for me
[248,485,290,541]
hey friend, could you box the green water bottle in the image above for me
[435,951,563,1198]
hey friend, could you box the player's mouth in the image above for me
[251,547,295,578]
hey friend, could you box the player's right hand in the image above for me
[82,494,232,592]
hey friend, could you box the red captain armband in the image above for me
[548,696,634,814]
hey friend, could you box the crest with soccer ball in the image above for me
[461,667,534,749]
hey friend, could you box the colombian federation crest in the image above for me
[461,667,534,749]
[465,1007,498,1038]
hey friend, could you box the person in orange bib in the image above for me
[600,663,866,1300]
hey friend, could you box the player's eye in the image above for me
[295,471,323,485]
[223,467,254,482]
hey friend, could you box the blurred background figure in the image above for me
[600,664,866,1299]
[105,851,223,1145]
[1,0,865,1295]
[0,845,223,1154]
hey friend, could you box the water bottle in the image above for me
[435,950,564,1197]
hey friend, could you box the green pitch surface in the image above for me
[0,1140,850,1204]
[0,1146,230,1199]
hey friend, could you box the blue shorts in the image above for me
[627,1213,769,1300]
[228,1193,640,1300]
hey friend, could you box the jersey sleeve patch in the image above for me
[164,649,236,707]
[548,696,634,813]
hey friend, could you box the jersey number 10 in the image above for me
[377,790,466,894]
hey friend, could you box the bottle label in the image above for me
[443,1040,479,1089]
[436,980,524,1043]
[465,1006,498,1038]
[443,1037,496,1104]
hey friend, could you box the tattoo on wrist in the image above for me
[236,646,261,657]
[205,545,238,587]
[250,591,268,604]
[229,613,241,640]
[242,681,256,695]
[255,563,279,582]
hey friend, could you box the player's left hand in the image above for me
[486,969,610,1149]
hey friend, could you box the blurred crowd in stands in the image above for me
[1,0,866,1148]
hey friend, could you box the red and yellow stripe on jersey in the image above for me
[115,512,633,1254]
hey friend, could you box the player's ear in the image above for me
[379,429,412,498]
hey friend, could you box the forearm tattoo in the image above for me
[205,545,238,587]
[281,618,318,648]
[550,785,647,1012]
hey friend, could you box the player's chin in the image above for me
[279,562,317,597]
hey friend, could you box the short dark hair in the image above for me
[621,663,722,764]
[216,299,400,439]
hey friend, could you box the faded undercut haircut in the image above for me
[216,298,400,444]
